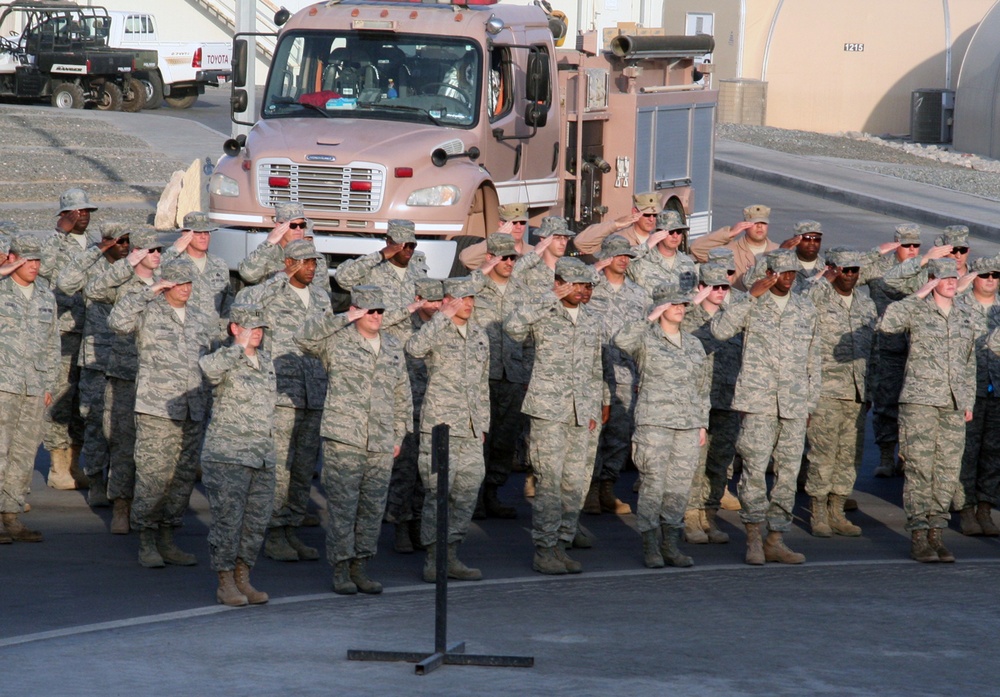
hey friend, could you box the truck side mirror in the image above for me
[524,102,547,128]
[231,88,248,114]
[525,51,550,104]
[233,38,248,88]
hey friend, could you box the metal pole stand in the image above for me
[347,423,534,675]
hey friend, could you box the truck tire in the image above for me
[121,78,146,113]
[51,82,84,109]
[164,87,197,109]
[96,82,124,111]
[139,72,163,110]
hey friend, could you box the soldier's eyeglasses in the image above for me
[288,222,307,229]
[840,267,860,274]
[952,247,969,254]
[726,269,736,275]
[500,255,518,262]
[403,242,417,250]
[978,272,1000,279]
[366,308,385,315]
[147,247,163,254]
[509,220,527,226]
[900,243,920,249]
[114,237,130,245]
[641,213,657,218]
[711,284,730,291]
[800,235,821,241]
[665,229,685,236]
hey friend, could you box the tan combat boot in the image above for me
[552,544,582,574]
[216,570,248,607]
[46,448,76,490]
[927,528,955,563]
[745,522,765,565]
[582,481,602,515]
[1,513,42,542]
[156,526,197,566]
[264,526,299,561]
[599,480,632,515]
[447,542,483,580]
[959,506,984,536]
[110,498,131,535]
[660,525,693,567]
[234,559,269,604]
[523,473,536,498]
[642,529,664,568]
[810,497,833,537]
[138,528,165,568]
[422,543,438,583]
[763,531,806,564]
[333,560,358,594]
[828,495,861,536]
[702,509,730,544]
[975,502,1000,536]
[684,509,709,544]
[349,557,383,594]
[532,546,567,575]
[484,485,517,519]
[720,488,742,511]
[910,529,939,563]
[394,522,414,553]
[284,526,319,560]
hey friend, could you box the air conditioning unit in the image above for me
[911,89,954,144]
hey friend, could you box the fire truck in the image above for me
[209,0,716,278]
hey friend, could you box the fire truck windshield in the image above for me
[263,31,482,127]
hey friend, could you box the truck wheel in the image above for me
[121,78,146,113]
[96,82,124,111]
[165,87,197,109]
[51,82,84,109]
[139,72,163,109]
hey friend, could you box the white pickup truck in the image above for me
[99,10,231,109]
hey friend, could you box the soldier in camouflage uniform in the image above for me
[878,258,975,562]
[238,202,330,291]
[108,257,216,568]
[164,212,235,333]
[295,285,412,595]
[711,249,821,565]
[573,192,662,254]
[459,202,534,271]
[690,204,778,291]
[505,256,604,575]
[0,236,60,543]
[236,240,331,562]
[802,248,876,537]
[509,216,576,297]
[615,280,710,568]
[40,188,98,490]
[56,222,131,508]
[742,220,826,292]
[626,211,698,295]
[85,228,163,533]
[584,234,648,516]
[200,304,277,607]
[406,277,490,582]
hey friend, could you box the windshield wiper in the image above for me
[358,101,442,126]
[269,96,331,118]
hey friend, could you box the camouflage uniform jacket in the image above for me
[588,275,648,393]
[199,344,277,468]
[84,259,158,381]
[405,313,491,438]
[235,273,330,410]
[473,275,533,384]
[858,248,905,316]
[333,249,429,315]
[39,230,96,334]
[626,246,697,294]
[881,257,928,298]
[682,300,744,411]
[107,287,215,421]
[382,309,430,425]
[162,248,235,330]
[295,312,412,452]
[57,246,113,370]
[0,276,59,397]
[613,319,710,430]
[805,280,877,402]
[509,251,555,300]
[711,291,822,417]
[504,298,604,426]
[237,240,331,290]
[954,292,1000,398]
[742,253,827,294]
[876,294,975,411]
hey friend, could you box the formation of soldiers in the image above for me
[0,187,996,606]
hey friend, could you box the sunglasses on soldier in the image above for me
[978,272,1000,280]
[952,246,969,255]
[366,308,385,315]
[287,222,307,230]
[900,243,920,249]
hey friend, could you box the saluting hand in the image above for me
[497,221,514,236]
[126,248,148,267]
[920,244,952,265]
[617,211,641,229]
[749,274,778,298]
[915,277,940,299]
[173,230,194,254]
[878,241,900,255]
[0,258,26,277]
[779,234,802,250]
[440,297,463,319]
[593,257,613,272]
[150,279,176,295]
[234,326,253,349]
[56,210,80,234]
[691,285,713,306]
[646,230,669,249]
[346,307,368,323]
[647,302,671,322]
[480,254,502,275]
[553,282,575,301]
[728,220,752,240]
[381,240,404,261]
[957,271,977,294]
[267,222,290,245]
[533,235,554,256]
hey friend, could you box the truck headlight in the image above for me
[209,173,240,197]
[406,185,460,207]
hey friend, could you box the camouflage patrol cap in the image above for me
[656,210,688,232]
[58,188,97,214]
[598,234,638,260]
[0,220,19,236]
[414,278,444,301]
[498,203,529,223]
[160,258,196,284]
[743,204,770,224]
[935,225,969,248]
[181,211,218,233]
[894,223,921,244]
[972,255,1000,275]
[387,219,416,244]
[632,192,661,214]
[707,247,736,268]
[274,202,306,223]
[699,263,730,287]
[926,258,959,279]
[794,220,822,235]
[554,256,592,283]
[486,233,517,257]
[652,281,693,306]
[351,284,386,310]
[766,249,801,274]
[825,247,865,269]
[229,303,268,329]
[130,228,161,251]
[283,239,322,260]
[100,222,131,241]
[443,276,477,299]
[537,216,575,238]
[10,234,42,260]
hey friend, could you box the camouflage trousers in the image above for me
[528,417,591,548]
[0,390,45,514]
[484,377,527,487]
[384,428,424,524]
[203,460,275,571]
[804,396,866,499]
[43,331,83,451]
[736,413,807,532]
[687,408,740,511]
[321,439,393,563]
[594,378,636,482]
[419,426,484,547]
[899,403,964,531]
[104,377,137,502]
[131,414,203,531]
[955,396,1000,509]
[872,354,905,449]
[633,424,701,533]
[269,405,321,528]
[77,367,109,477]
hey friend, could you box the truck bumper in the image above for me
[195,70,232,87]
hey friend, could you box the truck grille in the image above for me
[256,159,386,213]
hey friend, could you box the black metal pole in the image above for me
[432,423,449,656]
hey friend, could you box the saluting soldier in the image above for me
[626,211,698,295]
[238,202,330,291]
[164,211,235,332]
[573,192,662,254]
[459,202,534,271]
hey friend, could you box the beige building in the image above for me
[662,0,994,135]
